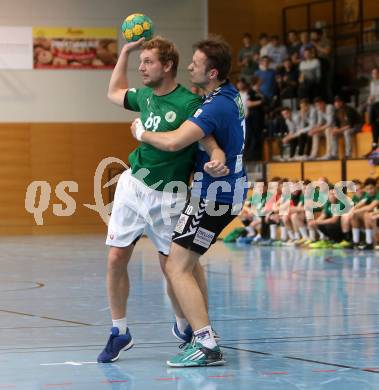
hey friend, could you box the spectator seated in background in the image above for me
[328,95,362,159]
[308,97,334,159]
[281,99,316,160]
[350,178,379,250]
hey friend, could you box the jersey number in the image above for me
[144,113,161,131]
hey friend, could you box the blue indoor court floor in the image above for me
[0,235,379,389]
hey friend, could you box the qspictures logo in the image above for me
[24,156,358,226]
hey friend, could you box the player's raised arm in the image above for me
[107,39,144,106]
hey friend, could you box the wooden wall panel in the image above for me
[266,162,302,181]
[0,122,138,235]
[303,160,342,183]
[346,159,379,182]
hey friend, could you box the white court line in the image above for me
[41,361,98,366]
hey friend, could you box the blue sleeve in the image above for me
[188,100,223,136]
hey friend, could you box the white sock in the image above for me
[112,317,127,334]
[352,228,360,243]
[246,226,256,236]
[288,230,295,240]
[270,224,277,240]
[294,231,300,240]
[309,228,316,241]
[299,227,308,240]
[366,229,373,244]
[194,325,217,349]
[175,316,189,334]
[318,230,326,240]
[280,227,287,241]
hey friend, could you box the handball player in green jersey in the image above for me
[97,36,228,363]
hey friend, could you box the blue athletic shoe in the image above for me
[236,236,253,245]
[172,323,193,343]
[97,327,134,363]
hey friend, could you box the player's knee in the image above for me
[107,247,130,270]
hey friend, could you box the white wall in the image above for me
[0,0,206,122]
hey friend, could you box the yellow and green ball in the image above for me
[121,13,154,42]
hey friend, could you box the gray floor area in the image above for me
[1,235,379,389]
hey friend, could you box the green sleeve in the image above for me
[376,192,379,201]
[124,88,143,112]
[186,95,202,118]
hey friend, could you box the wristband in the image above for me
[134,118,146,141]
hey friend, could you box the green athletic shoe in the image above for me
[332,240,353,249]
[167,342,225,367]
[309,240,332,249]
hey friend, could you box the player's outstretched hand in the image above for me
[204,160,230,177]
[122,38,145,54]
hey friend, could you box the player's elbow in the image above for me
[165,139,183,152]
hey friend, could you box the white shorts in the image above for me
[106,169,187,255]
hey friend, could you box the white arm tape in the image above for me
[135,118,146,141]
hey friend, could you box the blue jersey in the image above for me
[189,81,248,205]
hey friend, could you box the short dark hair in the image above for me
[314,96,325,104]
[243,33,252,39]
[364,178,376,187]
[193,36,232,81]
[352,179,362,186]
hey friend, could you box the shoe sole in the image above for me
[166,359,226,367]
[104,339,134,363]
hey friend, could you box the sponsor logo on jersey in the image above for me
[165,111,177,123]
[194,108,203,118]
[129,88,136,93]
[193,227,215,248]
[234,94,245,119]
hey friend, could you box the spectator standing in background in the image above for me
[259,33,271,57]
[328,96,362,159]
[298,48,321,101]
[299,31,314,59]
[244,76,266,161]
[310,28,332,100]
[255,56,277,105]
[267,35,288,70]
[277,57,299,110]
[237,33,259,83]
[287,30,302,57]
[368,67,379,151]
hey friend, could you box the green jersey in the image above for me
[323,200,344,218]
[125,85,202,191]
[352,193,365,205]
[362,192,379,204]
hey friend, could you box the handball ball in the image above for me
[121,13,154,42]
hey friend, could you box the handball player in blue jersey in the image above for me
[131,36,247,367]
